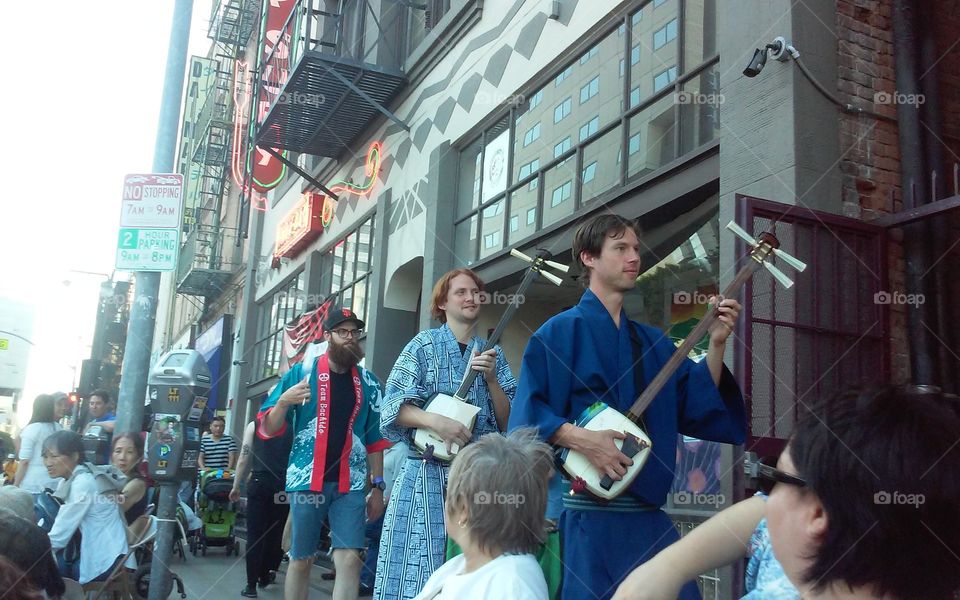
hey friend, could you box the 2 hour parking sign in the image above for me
[116,173,183,272]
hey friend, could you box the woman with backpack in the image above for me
[43,430,128,584]
[15,394,67,493]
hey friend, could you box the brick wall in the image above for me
[835,0,907,381]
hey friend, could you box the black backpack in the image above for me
[35,489,82,580]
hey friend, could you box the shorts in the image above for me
[287,482,367,560]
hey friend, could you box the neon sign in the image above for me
[274,192,325,258]
[329,142,383,196]
[250,0,294,192]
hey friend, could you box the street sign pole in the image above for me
[111,0,193,598]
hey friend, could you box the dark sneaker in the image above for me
[241,585,257,598]
[359,584,374,597]
[258,571,277,589]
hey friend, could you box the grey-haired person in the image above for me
[413,428,552,600]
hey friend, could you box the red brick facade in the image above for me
[836,0,960,383]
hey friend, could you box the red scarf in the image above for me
[311,353,364,492]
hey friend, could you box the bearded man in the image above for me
[260,307,390,600]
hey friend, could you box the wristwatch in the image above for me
[371,476,386,491]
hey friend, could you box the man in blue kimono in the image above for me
[509,214,746,600]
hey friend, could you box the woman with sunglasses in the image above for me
[616,385,960,599]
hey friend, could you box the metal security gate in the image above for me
[734,195,889,457]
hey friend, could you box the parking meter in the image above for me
[147,350,211,481]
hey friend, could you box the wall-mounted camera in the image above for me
[743,37,799,77]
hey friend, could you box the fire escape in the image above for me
[253,0,415,187]
[177,0,259,297]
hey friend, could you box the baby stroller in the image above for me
[193,469,241,556]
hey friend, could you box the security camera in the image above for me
[742,47,769,77]
[743,37,799,78]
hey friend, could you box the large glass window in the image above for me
[329,214,377,326]
[252,273,306,381]
[454,0,718,263]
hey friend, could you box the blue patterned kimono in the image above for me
[374,324,517,600]
[508,290,746,600]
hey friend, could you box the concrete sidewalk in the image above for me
[159,546,340,599]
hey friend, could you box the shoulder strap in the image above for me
[627,324,648,424]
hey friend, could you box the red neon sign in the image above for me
[251,0,295,193]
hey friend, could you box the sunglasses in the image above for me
[754,455,807,495]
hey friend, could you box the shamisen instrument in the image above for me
[414,248,567,461]
[557,222,806,500]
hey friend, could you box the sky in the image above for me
[1,1,213,427]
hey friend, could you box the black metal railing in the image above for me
[192,65,235,166]
[177,224,243,286]
[209,0,260,46]
[257,0,415,121]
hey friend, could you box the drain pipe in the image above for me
[917,1,958,394]
[891,0,938,385]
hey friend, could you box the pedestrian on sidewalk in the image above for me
[259,307,389,600]
[375,268,516,600]
[231,418,293,598]
[199,416,238,470]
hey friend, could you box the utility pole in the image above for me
[114,0,193,437]
[111,1,193,599]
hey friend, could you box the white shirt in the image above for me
[48,471,129,584]
[17,422,62,492]
[414,553,548,600]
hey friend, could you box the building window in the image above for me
[252,272,306,381]
[554,97,572,123]
[580,45,599,64]
[523,122,541,146]
[654,0,667,7]
[518,158,540,180]
[528,89,544,110]
[654,66,678,92]
[454,0,718,259]
[551,181,573,207]
[653,18,678,50]
[579,116,600,141]
[579,76,600,104]
[582,161,597,184]
[329,214,376,327]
